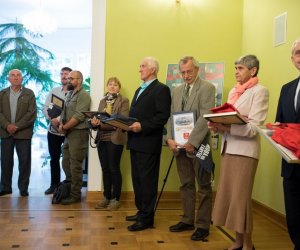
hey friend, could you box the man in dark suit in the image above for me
[275,38,300,250]
[126,57,171,231]
[166,56,215,241]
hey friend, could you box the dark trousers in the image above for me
[283,167,300,250]
[0,137,31,192]
[47,132,65,187]
[97,141,123,200]
[130,150,160,224]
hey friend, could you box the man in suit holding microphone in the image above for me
[275,38,300,250]
[126,57,171,231]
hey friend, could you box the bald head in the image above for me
[67,70,84,91]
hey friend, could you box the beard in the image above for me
[67,84,74,91]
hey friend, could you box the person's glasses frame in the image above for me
[180,69,194,76]
[67,77,80,81]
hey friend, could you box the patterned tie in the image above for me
[182,85,190,110]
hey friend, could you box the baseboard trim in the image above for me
[252,199,287,230]
[86,190,287,230]
[86,190,181,201]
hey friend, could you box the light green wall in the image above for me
[243,0,300,214]
[103,0,300,215]
[104,0,243,192]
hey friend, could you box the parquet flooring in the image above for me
[0,191,294,250]
[0,164,294,249]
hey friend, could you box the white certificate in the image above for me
[172,111,195,146]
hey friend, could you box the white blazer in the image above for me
[221,84,269,159]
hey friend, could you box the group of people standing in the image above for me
[0,38,299,250]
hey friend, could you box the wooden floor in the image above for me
[0,190,293,250]
[0,164,293,250]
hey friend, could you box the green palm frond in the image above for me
[0,21,55,134]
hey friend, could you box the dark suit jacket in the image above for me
[127,79,171,154]
[275,77,300,178]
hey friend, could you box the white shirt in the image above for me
[294,78,300,110]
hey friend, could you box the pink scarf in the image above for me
[228,76,258,105]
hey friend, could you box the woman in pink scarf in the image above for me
[209,55,269,250]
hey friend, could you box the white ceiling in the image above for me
[0,0,92,29]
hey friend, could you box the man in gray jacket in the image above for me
[166,56,215,241]
[0,69,37,197]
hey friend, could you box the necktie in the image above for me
[136,82,147,100]
[296,90,300,112]
[182,85,190,110]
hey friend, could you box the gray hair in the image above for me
[144,57,159,75]
[8,69,22,77]
[178,56,199,69]
[235,55,260,76]
[291,38,300,55]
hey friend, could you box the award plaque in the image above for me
[172,111,196,146]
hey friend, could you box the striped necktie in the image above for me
[182,85,190,110]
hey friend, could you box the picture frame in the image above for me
[51,94,64,109]
[203,111,247,125]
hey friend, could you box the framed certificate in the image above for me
[203,111,247,125]
[82,111,110,120]
[51,94,64,108]
[102,114,138,131]
[172,111,196,145]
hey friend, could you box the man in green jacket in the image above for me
[0,69,37,197]
[58,70,91,205]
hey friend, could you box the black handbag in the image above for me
[52,181,71,204]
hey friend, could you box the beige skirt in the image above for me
[212,153,258,233]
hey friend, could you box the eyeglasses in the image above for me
[180,69,194,76]
[67,77,81,81]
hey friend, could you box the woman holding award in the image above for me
[91,77,129,210]
[208,55,269,250]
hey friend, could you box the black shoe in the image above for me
[60,196,81,205]
[44,186,56,195]
[224,244,243,250]
[169,222,195,232]
[233,247,243,250]
[127,221,153,231]
[0,190,12,196]
[20,191,29,197]
[126,214,139,221]
[191,228,209,241]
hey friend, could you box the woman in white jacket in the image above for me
[209,55,269,250]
